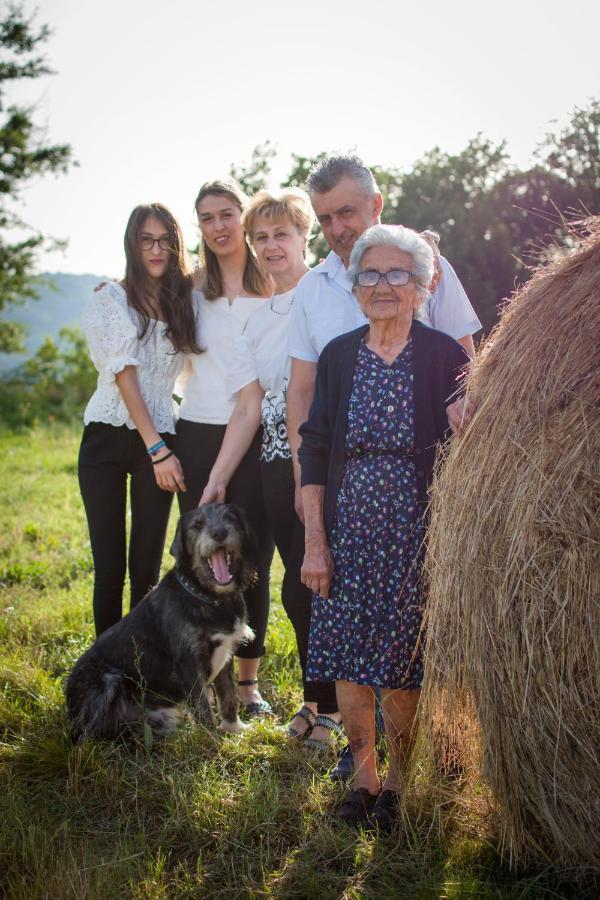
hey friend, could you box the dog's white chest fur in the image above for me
[208,618,254,683]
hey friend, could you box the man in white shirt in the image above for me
[287,154,480,518]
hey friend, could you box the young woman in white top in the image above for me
[174,179,275,718]
[199,190,342,748]
[79,203,201,636]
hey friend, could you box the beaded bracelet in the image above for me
[151,451,173,466]
[147,439,166,456]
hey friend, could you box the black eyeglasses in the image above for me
[139,236,171,251]
[354,269,415,287]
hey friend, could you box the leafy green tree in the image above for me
[229,140,277,196]
[229,103,600,336]
[536,98,600,214]
[381,137,514,331]
[283,151,330,261]
[278,111,599,333]
[0,3,73,352]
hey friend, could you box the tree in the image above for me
[536,98,600,215]
[227,104,600,336]
[229,140,277,196]
[283,151,330,262]
[0,3,73,352]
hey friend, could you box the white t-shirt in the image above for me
[178,290,270,425]
[288,250,481,362]
[82,282,183,433]
[228,289,294,462]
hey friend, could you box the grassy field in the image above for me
[0,427,592,898]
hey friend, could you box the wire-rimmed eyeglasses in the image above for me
[354,269,415,288]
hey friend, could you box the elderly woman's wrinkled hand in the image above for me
[301,535,334,599]
[447,395,474,435]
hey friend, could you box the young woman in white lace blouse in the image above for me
[79,203,201,636]
[199,190,343,749]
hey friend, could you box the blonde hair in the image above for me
[242,189,315,251]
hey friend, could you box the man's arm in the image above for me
[287,357,317,522]
[457,334,476,357]
[429,256,481,356]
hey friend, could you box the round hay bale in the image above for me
[423,218,600,870]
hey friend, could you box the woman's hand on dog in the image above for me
[153,452,186,492]
[199,479,227,505]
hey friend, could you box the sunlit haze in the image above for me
[11,0,600,276]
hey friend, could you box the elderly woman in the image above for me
[299,224,469,831]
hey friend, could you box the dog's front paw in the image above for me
[218,717,247,734]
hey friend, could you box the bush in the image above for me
[0,326,96,428]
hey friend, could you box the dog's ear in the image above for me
[169,517,185,566]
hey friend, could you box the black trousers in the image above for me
[261,457,338,713]
[174,419,274,659]
[78,423,174,637]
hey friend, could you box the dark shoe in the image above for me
[330,743,354,781]
[238,679,273,719]
[286,705,316,740]
[336,787,380,826]
[304,714,344,751]
[365,789,400,834]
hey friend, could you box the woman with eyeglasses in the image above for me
[79,203,201,636]
[174,179,276,719]
[199,189,343,747]
[298,224,469,831]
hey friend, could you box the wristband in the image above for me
[151,451,174,466]
[147,439,166,456]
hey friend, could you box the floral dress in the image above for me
[306,338,426,690]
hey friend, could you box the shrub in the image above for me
[0,327,96,428]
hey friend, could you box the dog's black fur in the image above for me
[66,504,257,741]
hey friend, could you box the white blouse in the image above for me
[178,290,270,425]
[228,289,294,462]
[82,282,184,434]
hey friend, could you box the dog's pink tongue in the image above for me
[209,550,231,584]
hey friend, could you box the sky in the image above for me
[9,0,600,277]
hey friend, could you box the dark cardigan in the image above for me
[298,320,469,535]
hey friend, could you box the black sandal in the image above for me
[336,787,380,826]
[303,714,344,751]
[238,679,273,719]
[286,705,316,739]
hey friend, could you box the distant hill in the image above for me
[0,272,107,372]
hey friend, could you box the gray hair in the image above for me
[306,154,379,196]
[347,224,435,302]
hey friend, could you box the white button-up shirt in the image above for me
[288,250,481,363]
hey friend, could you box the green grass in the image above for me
[0,426,594,898]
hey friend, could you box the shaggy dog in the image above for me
[66,504,256,741]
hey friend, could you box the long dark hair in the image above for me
[123,203,202,354]
[195,179,271,301]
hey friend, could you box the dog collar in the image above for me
[175,570,220,605]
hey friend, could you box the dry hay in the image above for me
[422,218,600,871]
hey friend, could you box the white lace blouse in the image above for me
[82,282,184,434]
